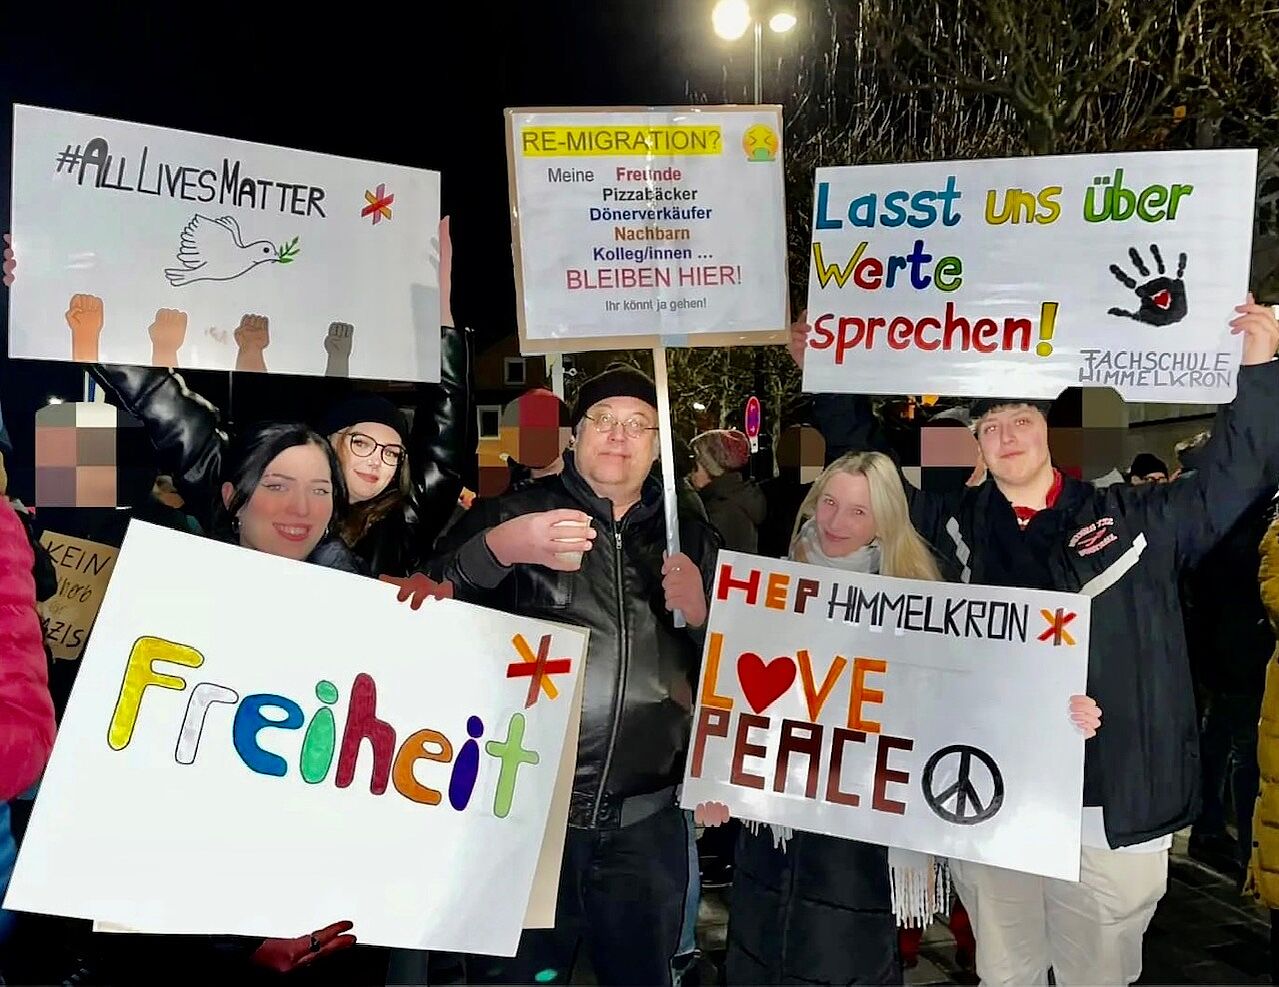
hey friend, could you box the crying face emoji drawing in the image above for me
[742,124,779,162]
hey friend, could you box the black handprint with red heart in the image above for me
[1107,245,1188,327]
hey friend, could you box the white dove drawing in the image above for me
[164,215,281,287]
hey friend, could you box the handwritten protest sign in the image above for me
[6,523,587,955]
[803,150,1256,403]
[38,530,118,660]
[506,107,788,353]
[9,105,441,382]
[680,552,1090,880]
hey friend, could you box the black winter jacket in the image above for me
[813,360,1279,848]
[728,826,898,985]
[697,470,766,554]
[428,451,722,829]
[90,325,472,577]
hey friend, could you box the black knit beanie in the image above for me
[318,394,408,442]
[570,365,658,428]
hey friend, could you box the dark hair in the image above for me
[214,422,348,541]
[337,454,410,547]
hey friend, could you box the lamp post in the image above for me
[710,0,797,105]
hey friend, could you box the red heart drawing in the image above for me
[1152,289,1172,310]
[737,652,797,714]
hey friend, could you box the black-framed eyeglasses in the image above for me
[582,412,659,439]
[346,431,405,467]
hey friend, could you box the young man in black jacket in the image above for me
[427,365,720,987]
[791,298,1279,986]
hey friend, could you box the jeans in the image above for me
[1195,691,1263,866]
[672,811,700,982]
[465,806,690,986]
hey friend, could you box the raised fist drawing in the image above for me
[65,293,104,362]
[1107,245,1188,327]
[324,321,354,378]
[234,313,270,373]
[148,308,188,366]
[234,313,270,351]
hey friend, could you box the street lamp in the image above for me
[710,0,797,104]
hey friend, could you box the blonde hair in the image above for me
[790,451,941,582]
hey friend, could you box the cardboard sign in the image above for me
[38,530,118,659]
[9,105,441,382]
[681,552,1091,880]
[506,106,789,353]
[7,523,587,955]
[804,150,1256,402]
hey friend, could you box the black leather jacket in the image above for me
[429,451,722,829]
[90,325,473,577]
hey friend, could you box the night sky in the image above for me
[0,2,807,498]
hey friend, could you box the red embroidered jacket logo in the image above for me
[1069,517,1119,557]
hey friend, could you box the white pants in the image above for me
[950,846,1169,986]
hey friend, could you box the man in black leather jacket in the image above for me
[428,365,720,987]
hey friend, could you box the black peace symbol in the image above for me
[921,745,1004,825]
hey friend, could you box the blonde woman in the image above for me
[702,452,1101,985]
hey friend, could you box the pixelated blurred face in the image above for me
[223,443,334,561]
[35,402,141,507]
[814,471,877,557]
[975,405,1050,488]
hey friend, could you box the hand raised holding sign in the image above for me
[1231,293,1279,366]
[662,552,708,628]
[1069,694,1102,739]
[787,310,810,370]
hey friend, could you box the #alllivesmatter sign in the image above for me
[680,552,1090,881]
[6,523,587,955]
[803,149,1256,403]
[9,104,441,383]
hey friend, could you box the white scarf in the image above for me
[751,521,950,929]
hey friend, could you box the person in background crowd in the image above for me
[792,297,1279,985]
[1175,431,1212,480]
[701,450,1100,985]
[425,365,719,986]
[757,425,825,559]
[1184,482,1275,878]
[1128,452,1170,485]
[0,494,58,963]
[1247,500,1279,981]
[0,496,55,806]
[688,429,766,554]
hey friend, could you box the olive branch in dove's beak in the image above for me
[276,237,300,264]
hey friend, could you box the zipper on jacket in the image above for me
[591,524,630,826]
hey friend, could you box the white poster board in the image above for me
[506,106,789,353]
[680,552,1090,880]
[9,104,441,382]
[6,523,587,955]
[803,150,1256,403]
